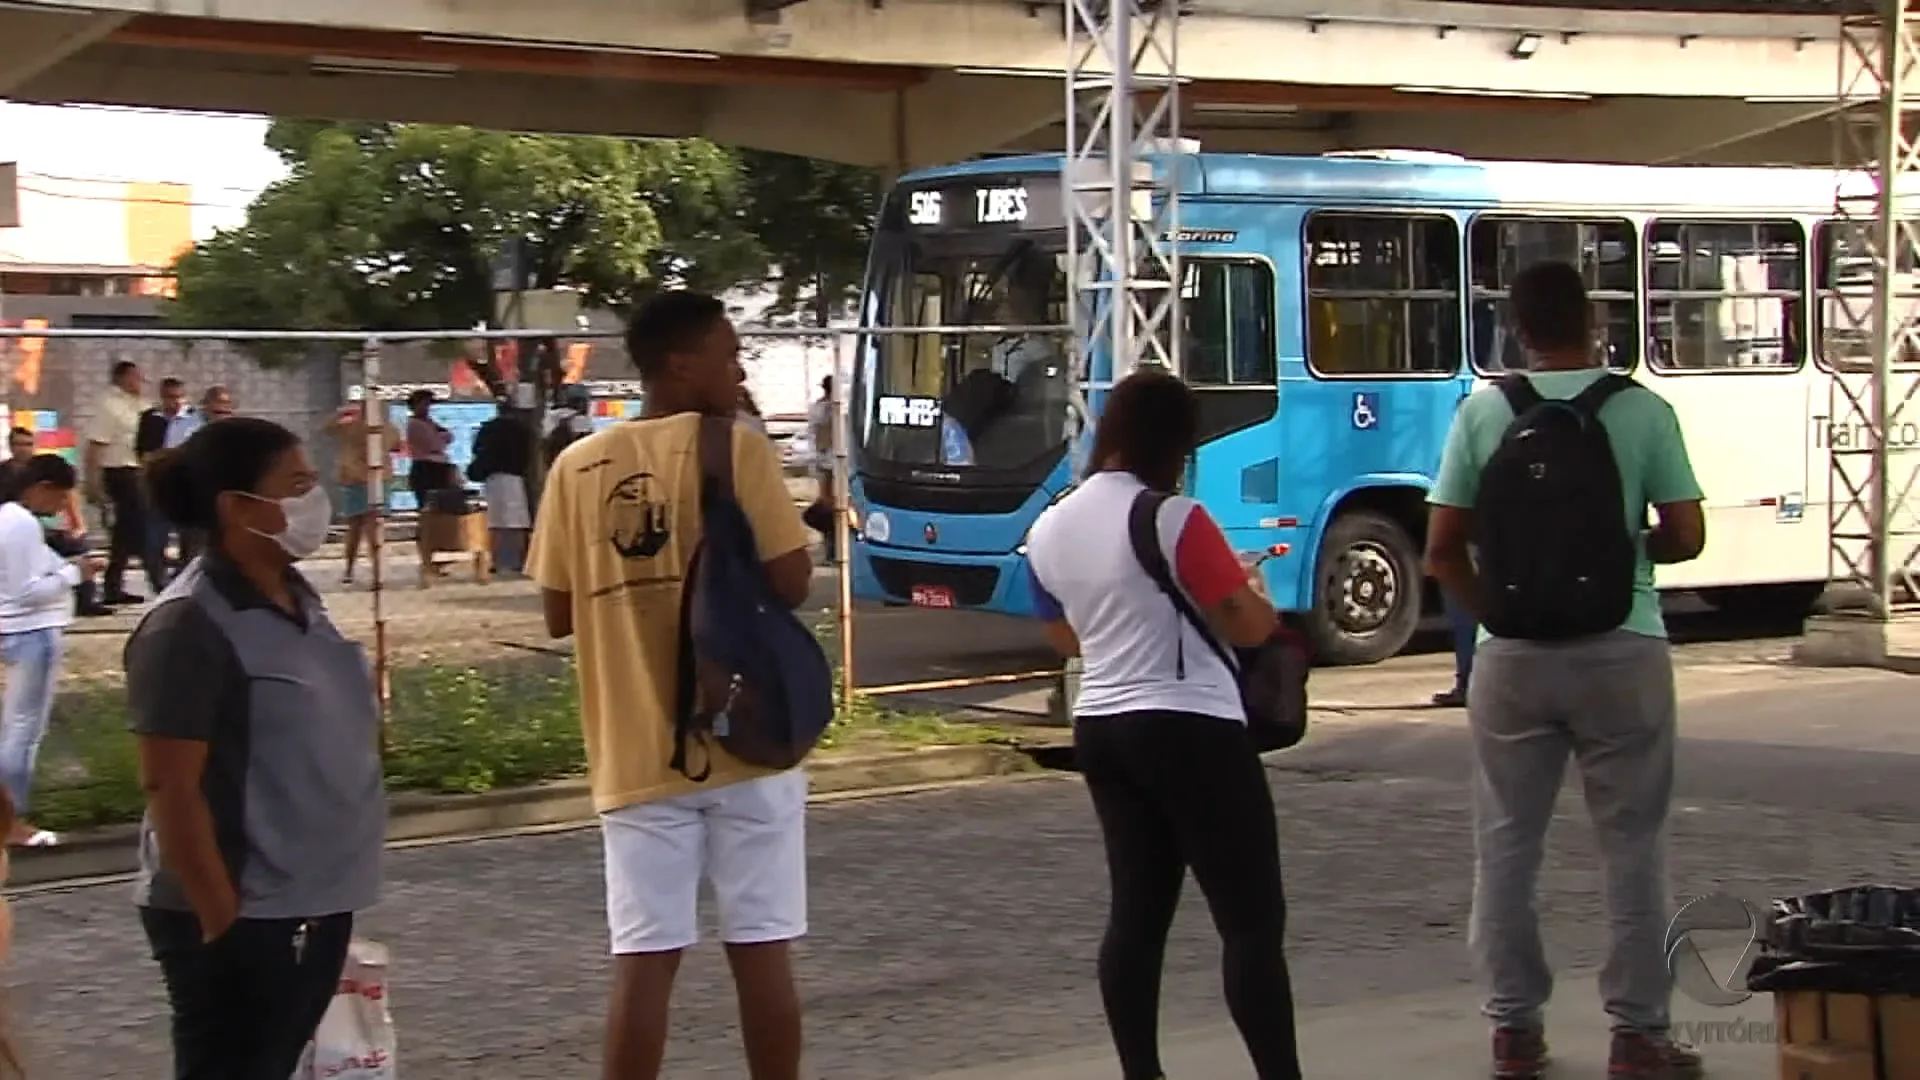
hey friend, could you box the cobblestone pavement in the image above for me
[10,662,1919,1078]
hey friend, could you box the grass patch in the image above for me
[31,658,1000,833]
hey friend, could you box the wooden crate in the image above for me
[417,510,491,587]
[1775,990,1920,1080]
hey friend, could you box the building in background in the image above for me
[0,169,196,328]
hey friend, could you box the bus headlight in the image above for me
[864,510,892,544]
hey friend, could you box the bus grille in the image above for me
[858,476,1035,515]
[869,557,1002,607]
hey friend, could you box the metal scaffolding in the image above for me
[1062,0,1182,470]
[1824,0,1920,622]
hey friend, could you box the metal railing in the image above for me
[0,321,1075,729]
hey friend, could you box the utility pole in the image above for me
[1062,0,1183,476]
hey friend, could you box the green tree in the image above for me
[738,150,882,326]
[631,140,768,298]
[167,121,693,365]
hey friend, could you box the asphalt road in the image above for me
[8,632,1915,1078]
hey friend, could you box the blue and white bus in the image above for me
[848,149,1871,664]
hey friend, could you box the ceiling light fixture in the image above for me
[417,34,718,61]
[310,55,458,79]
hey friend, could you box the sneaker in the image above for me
[1432,685,1467,708]
[1491,1026,1549,1080]
[1609,1031,1703,1079]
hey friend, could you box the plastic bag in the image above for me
[295,938,396,1079]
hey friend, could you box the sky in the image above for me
[0,101,286,236]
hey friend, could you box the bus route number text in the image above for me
[878,396,943,428]
[907,190,943,227]
[975,186,1028,225]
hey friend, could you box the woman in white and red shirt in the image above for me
[1025,369,1302,1080]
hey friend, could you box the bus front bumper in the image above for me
[850,541,1041,619]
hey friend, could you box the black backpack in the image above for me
[671,416,834,781]
[1127,490,1310,752]
[1472,373,1639,641]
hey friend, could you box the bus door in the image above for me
[1176,246,1285,556]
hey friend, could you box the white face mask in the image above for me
[247,486,333,560]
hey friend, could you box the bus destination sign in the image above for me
[899,177,1062,232]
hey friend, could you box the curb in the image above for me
[9,743,1034,889]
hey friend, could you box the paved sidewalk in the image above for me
[924,972,1780,1079]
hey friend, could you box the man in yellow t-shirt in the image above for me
[527,290,813,1080]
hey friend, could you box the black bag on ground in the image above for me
[1126,489,1309,752]
[671,416,835,781]
[1472,373,1639,641]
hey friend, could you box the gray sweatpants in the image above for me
[1466,628,1676,1035]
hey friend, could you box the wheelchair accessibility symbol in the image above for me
[1352,392,1380,431]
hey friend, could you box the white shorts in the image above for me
[600,770,808,954]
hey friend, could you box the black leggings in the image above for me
[1074,709,1302,1080]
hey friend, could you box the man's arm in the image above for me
[1423,407,1483,620]
[733,427,814,609]
[526,459,574,638]
[1642,400,1707,565]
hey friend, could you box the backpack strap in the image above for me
[696,413,736,501]
[1495,373,1543,418]
[670,415,740,784]
[1568,372,1637,419]
[1125,489,1237,680]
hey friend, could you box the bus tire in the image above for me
[1303,510,1422,666]
[1699,582,1824,619]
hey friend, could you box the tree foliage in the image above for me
[168,122,885,358]
[168,121,663,361]
[739,150,881,326]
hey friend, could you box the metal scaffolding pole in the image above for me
[1824,0,1920,630]
[1063,0,1182,475]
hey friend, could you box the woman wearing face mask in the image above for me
[127,418,385,1080]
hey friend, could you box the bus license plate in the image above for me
[910,585,956,609]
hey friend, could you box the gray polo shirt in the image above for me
[126,554,385,918]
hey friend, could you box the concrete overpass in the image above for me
[0,0,1873,170]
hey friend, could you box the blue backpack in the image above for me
[670,416,834,781]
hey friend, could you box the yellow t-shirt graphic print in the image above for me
[527,413,812,813]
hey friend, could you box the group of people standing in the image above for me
[0,362,234,850]
[5,265,1708,1080]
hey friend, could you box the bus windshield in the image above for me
[864,228,1071,473]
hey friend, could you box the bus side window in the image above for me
[1814,218,1920,369]
[1469,215,1638,373]
[1645,219,1803,372]
[1302,212,1462,377]
[1181,260,1276,386]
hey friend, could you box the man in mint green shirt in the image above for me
[1423,262,1707,1080]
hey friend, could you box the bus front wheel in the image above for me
[1303,510,1423,666]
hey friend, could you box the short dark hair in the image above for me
[407,389,435,410]
[160,377,185,392]
[110,360,139,384]
[1509,261,1592,354]
[19,453,76,491]
[8,427,32,444]
[145,417,300,533]
[626,291,727,381]
[1087,367,1199,493]
[821,375,833,394]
